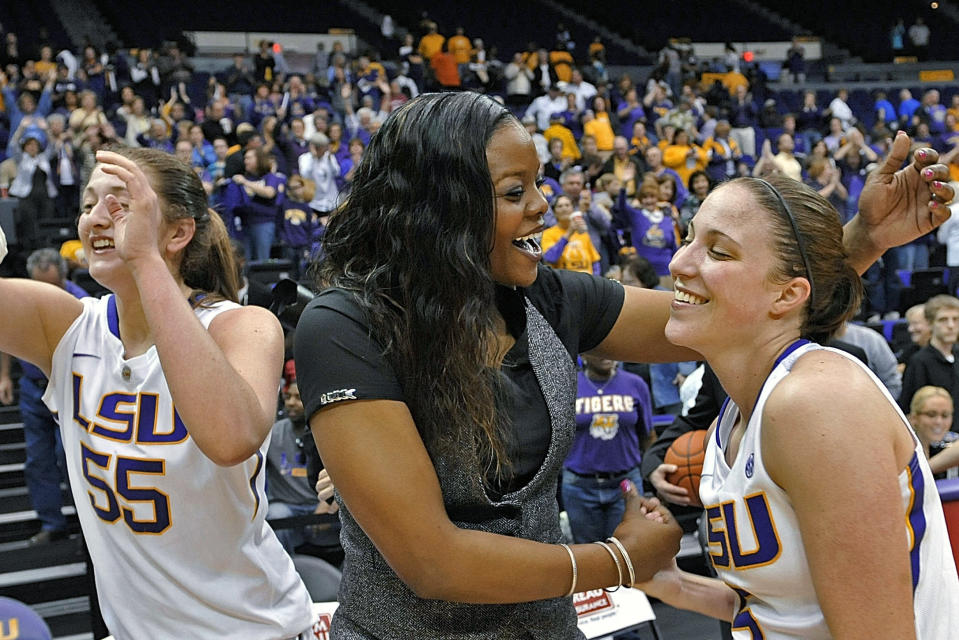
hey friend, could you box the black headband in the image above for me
[752,177,816,309]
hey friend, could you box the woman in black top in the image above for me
[293,93,952,639]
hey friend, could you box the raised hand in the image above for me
[856,130,953,249]
[93,150,164,267]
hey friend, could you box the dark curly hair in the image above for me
[317,92,517,482]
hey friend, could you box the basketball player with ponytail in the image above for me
[639,166,959,637]
[0,147,314,638]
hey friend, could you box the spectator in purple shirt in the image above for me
[222,147,284,260]
[561,353,652,543]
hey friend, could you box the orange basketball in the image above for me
[663,429,708,508]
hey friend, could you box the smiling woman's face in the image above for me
[486,123,548,288]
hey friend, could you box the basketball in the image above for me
[663,430,708,507]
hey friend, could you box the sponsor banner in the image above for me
[575,588,656,639]
[310,589,655,639]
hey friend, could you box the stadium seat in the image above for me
[247,259,294,286]
[292,554,342,602]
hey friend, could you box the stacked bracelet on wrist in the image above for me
[559,543,578,597]
[593,540,622,592]
[607,536,636,588]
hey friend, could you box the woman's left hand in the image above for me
[855,130,953,252]
[94,150,164,267]
[315,469,339,514]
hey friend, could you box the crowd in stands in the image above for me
[0,21,956,277]
[1,17,959,559]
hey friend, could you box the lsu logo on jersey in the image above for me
[71,372,183,535]
[706,491,782,570]
[71,372,188,445]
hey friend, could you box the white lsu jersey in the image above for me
[43,295,313,639]
[700,340,959,640]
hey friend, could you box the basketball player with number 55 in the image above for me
[0,148,315,639]
[637,159,959,638]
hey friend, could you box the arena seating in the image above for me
[560,0,792,54]
[760,0,954,63]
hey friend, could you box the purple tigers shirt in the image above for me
[564,367,652,474]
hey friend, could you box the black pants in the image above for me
[16,169,55,252]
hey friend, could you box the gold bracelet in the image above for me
[607,536,635,588]
[593,540,622,592]
[559,543,578,597]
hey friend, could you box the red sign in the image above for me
[573,590,614,617]
[310,613,333,640]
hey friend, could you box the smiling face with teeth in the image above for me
[910,392,954,449]
[79,166,130,285]
[487,122,549,288]
[665,183,793,353]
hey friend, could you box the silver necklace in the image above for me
[581,369,616,395]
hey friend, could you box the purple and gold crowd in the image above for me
[2,22,959,318]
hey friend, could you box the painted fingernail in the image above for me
[620,479,632,493]
[931,201,939,209]
[924,168,935,178]
[919,149,928,160]
[933,181,944,190]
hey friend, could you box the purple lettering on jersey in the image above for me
[116,457,172,534]
[80,442,121,522]
[90,393,137,441]
[71,378,189,445]
[707,492,781,571]
[906,452,927,592]
[730,587,765,639]
[722,493,782,569]
[133,394,189,444]
[707,505,730,568]
[72,373,90,431]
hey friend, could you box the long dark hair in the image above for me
[103,146,239,304]
[317,92,515,482]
